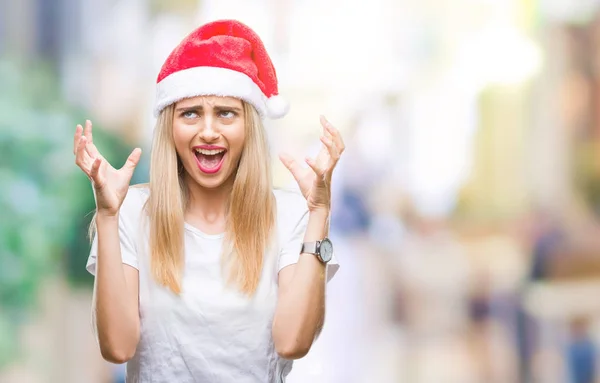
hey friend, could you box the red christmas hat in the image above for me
[154,19,289,119]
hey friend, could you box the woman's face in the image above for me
[172,96,246,190]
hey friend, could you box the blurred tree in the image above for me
[0,58,141,367]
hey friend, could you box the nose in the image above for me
[198,116,220,143]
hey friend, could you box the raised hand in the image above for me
[279,115,345,213]
[73,120,142,216]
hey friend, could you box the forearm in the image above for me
[273,209,329,358]
[94,213,140,363]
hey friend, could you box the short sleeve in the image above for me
[276,190,340,282]
[85,187,147,276]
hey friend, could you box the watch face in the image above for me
[319,238,334,263]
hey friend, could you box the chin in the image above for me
[188,168,235,190]
[193,177,228,189]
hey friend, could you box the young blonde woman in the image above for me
[73,19,342,383]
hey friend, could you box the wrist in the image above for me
[308,207,330,218]
[96,210,120,222]
[304,209,330,241]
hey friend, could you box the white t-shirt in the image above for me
[86,186,339,383]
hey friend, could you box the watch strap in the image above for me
[300,241,319,255]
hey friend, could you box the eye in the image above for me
[218,110,237,119]
[181,111,199,119]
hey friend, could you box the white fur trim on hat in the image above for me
[154,66,270,118]
[266,95,290,119]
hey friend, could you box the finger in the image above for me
[85,140,101,159]
[73,125,83,155]
[89,157,102,182]
[97,159,109,187]
[305,157,327,179]
[121,148,142,173]
[84,120,93,143]
[314,148,328,172]
[278,152,294,169]
[279,153,306,183]
[320,135,340,160]
[319,115,333,140]
[320,115,345,153]
[75,137,92,174]
[321,115,344,152]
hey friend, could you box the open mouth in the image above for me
[194,148,227,174]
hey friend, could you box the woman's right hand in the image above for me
[74,120,142,217]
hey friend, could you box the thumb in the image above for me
[121,148,142,173]
[279,153,303,181]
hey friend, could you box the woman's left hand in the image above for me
[280,115,345,213]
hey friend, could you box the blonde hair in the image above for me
[146,101,275,294]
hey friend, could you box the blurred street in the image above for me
[5,0,600,382]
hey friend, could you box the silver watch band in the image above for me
[300,241,319,255]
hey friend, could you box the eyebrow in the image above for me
[175,104,243,113]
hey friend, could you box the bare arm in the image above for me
[73,120,142,364]
[92,214,140,364]
[274,115,344,359]
[272,210,329,360]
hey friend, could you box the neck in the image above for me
[183,173,234,233]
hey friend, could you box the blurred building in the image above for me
[6,0,600,382]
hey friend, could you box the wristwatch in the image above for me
[301,238,334,264]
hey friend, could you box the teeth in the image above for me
[195,148,225,155]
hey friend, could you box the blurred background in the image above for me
[4,0,600,382]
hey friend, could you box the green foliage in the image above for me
[0,58,144,367]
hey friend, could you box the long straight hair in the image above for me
[146,101,275,294]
